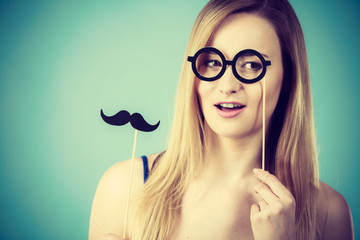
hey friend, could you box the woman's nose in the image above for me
[217,66,242,95]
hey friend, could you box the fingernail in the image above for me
[253,168,261,175]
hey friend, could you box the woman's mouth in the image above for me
[214,102,246,118]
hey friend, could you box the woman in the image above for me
[89,0,354,239]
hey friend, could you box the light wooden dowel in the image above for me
[123,129,138,239]
[262,80,266,171]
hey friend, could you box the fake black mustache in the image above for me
[100,109,160,132]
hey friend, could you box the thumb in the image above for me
[250,203,260,221]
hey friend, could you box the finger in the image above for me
[250,203,260,216]
[254,181,279,205]
[258,199,269,211]
[253,168,292,198]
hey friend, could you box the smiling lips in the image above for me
[214,102,246,118]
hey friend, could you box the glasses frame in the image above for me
[187,47,271,84]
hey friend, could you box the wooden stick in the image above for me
[262,80,266,171]
[123,129,138,239]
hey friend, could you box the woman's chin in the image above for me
[207,127,254,140]
[204,119,263,140]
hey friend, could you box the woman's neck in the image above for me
[201,126,263,182]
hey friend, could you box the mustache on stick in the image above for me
[100,109,160,132]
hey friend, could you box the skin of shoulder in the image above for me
[317,181,354,240]
[88,153,159,240]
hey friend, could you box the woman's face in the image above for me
[196,13,283,139]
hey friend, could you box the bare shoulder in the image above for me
[316,181,354,240]
[88,153,163,240]
[88,158,143,239]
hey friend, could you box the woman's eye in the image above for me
[205,60,222,68]
[243,62,262,70]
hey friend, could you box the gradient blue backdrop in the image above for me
[0,0,359,239]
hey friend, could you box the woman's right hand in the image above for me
[250,169,296,240]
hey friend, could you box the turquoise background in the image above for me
[0,0,359,239]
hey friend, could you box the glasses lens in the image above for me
[195,50,223,79]
[236,53,264,80]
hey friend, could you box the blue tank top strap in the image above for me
[141,155,149,183]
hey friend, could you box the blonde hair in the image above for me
[130,0,319,239]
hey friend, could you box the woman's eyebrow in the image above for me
[261,52,269,58]
[236,52,270,58]
[236,51,270,58]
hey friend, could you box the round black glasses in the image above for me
[187,47,271,84]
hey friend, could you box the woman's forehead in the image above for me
[208,13,281,59]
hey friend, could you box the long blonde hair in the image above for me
[130,0,319,239]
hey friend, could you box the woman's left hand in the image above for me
[250,168,296,240]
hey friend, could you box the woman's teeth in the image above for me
[220,103,241,108]
[216,103,244,110]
